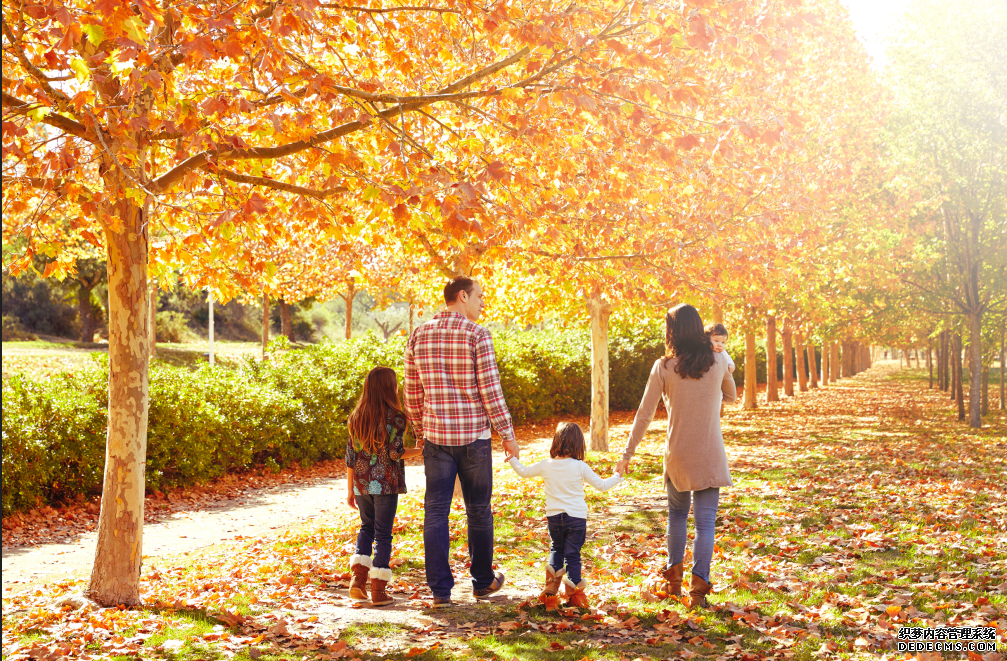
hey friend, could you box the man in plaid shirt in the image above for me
[404,276,519,607]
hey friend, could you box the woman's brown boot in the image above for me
[349,554,372,602]
[661,562,684,598]
[562,575,589,608]
[369,567,394,607]
[689,573,713,608]
[541,565,566,598]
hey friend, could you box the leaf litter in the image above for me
[2,365,1004,660]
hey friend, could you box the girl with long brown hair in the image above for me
[346,366,420,607]
[617,304,737,608]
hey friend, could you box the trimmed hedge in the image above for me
[2,327,664,515]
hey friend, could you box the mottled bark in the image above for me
[743,332,758,409]
[342,280,357,341]
[766,315,779,401]
[587,297,612,451]
[84,197,149,607]
[587,297,612,450]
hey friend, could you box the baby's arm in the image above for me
[582,463,624,492]
[724,351,736,373]
[507,457,546,478]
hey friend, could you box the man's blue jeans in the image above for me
[423,438,494,599]
[665,477,720,583]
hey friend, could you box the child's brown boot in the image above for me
[661,562,684,598]
[541,565,566,598]
[349,554,371,602]
[562,575,589,608]
[369,567,394,607]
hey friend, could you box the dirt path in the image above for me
[1,413,640,593]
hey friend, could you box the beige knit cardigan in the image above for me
[621,352,737,492]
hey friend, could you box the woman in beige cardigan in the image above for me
[616,304,737,607]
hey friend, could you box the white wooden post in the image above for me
[587,296,613,452]
[208,291,215,367]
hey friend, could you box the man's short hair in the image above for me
[444,276,476,304]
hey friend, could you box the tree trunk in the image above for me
[941,331,950,391]
[261,293,270,359]
[766,316,779,402]
[807,341,818,388]
[712,302,724,324]
[1000,323,1005,410]
[950,335,959,402]
[981,365,989,416]
[795,333,808,392]
[821,342,830,386]
[927,342,933,388]
[743,332,758,409]
[782,321,794,397]
[408,301,415,337]
[830,342,840,382]
[955,334,966,421]
[968,311,982,428]
[587,297,612,451]
[208,292,215,367]
[78,283,97,343]
[84,199,149,607]
[344,280,357,340]
[841,341,853,377]
[280,300,292,339]
[149,284,157,356]
[864,344,872,371]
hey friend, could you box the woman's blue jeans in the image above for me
[355,493,399,569]
[665,477,720,582]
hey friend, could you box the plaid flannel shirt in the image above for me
[404,311,515,446]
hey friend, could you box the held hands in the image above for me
[502,438,520,462]
[615,457,631,477]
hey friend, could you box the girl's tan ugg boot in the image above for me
[349,554,372,602]
[369,567,394,607]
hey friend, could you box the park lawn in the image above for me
[2,365,1005,661]
[1,340,262,379]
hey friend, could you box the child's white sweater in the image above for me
[507,457,623,519]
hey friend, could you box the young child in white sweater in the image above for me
[505,422,623,607]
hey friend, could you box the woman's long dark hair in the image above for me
[347,366,403,455]
[663,304,715,380]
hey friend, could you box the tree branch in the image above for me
[1,90,95,142]
[321,4,460,13]
[214,167,349,198]
[152,47,530,193]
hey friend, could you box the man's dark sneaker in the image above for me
[431,597,453,608]
[473,571,506,599]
